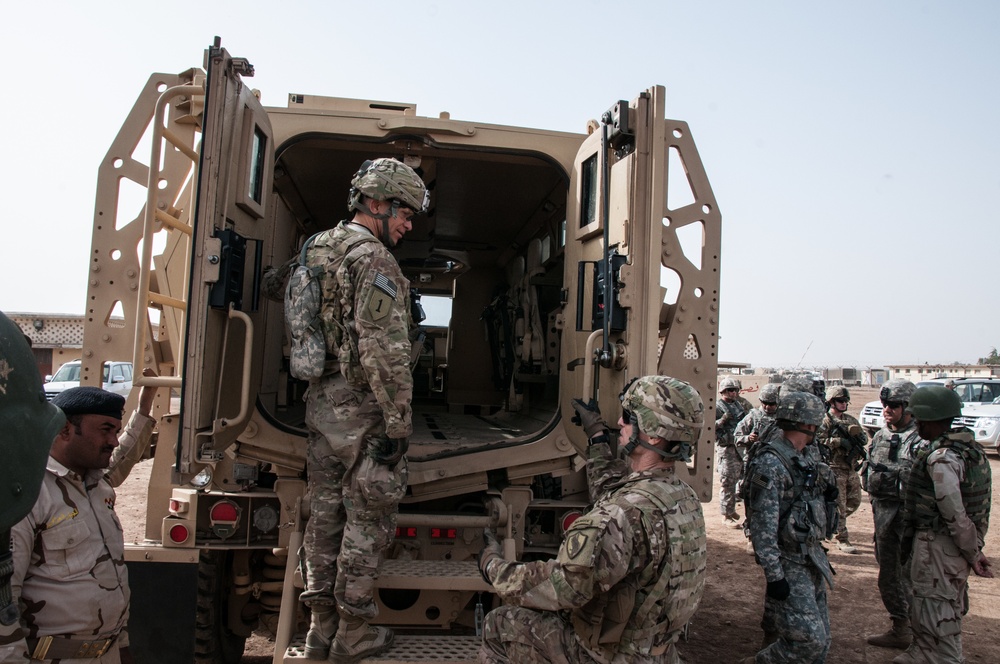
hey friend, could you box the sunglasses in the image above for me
[832,398,849,405]
[760,400,777,406]
[881,401,904,410]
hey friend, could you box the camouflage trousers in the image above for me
[830,465,861,543]
[478,605,678,664]
[908,530,970,663]
[871,499,912,621]
[299,376,407,619]
[756,562,831,664]
[715,444,742,517]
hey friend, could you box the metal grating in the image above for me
[377,560,491,592]
[284,634,481,662]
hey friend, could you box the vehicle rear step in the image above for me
[376,559,491,591]
[284,634,481,662]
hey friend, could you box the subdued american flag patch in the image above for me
[373,272,397,299]
[751,473,770,489]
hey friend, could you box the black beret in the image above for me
[51,387,125,420]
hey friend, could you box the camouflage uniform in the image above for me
[299,221,412,620]
[745,436,834,664]
[1,412,154,663]
[716,399,747,519]
[479,442,706,664]
[864,419,924,623]
[901,430,991,663]
[815,411,866,545]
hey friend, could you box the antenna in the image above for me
[794,340,813,369]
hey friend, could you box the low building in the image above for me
[887,364,1000,382]
[7,312,84,378]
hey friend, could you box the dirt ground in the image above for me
[117,381,1000,662]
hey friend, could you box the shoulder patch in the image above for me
[565,531,591,560]
[373,272,397,299]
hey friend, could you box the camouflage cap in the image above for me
[759,383,781,404]
[718,376,741,393]
[620,376,705,455]
[825,385,850,402]
[348,158,429,214]
[906,385,962,421]
[880,379,917,403]
[774,390,825,427]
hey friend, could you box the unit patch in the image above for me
[565,531,591,560]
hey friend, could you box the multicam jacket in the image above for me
[2,412,154,661]
[715,399,746,447]
[308,221,413,439]
[487,443,706,659]
[816,411,868,469]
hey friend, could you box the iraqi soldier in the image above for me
[741,390,837,664]
[863,379,923,649]
[297,158,428,662]
[478,376,707,664]
[0,313,66,646]
[716,376,748,527]
[815,386,867,554]
[3,379,158,663]
[894,386,992,664]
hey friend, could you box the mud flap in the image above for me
[125,558,198,663]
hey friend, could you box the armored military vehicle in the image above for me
[81,38,722,662]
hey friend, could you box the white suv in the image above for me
[45,360,134,400]
[859,378,1000,435]
[955,398,1000,453]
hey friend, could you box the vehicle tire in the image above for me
[194,550,247,664]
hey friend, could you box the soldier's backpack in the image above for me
[284,231,326,380]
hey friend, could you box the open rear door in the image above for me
[179,41,275,471]
[560,86,721,500]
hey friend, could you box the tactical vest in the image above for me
[308,223,379,381]
[864,423,923,500]
[757,442,830,561]
[572,477,706,658]
[903,429,991,536]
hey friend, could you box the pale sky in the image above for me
[2,1,997,369]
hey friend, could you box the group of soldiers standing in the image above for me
[716,376,993,664]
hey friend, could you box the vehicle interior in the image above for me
[259,139,573,462]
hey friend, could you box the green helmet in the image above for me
[825,386,850,402]
[880,379,916,404]
[759,383,781,405]
[774,390,825,427]
[718,376,741,393]
[620,376,705,461]
[0,311,66,531]
[347,157,429,215]
[906,386,962,421]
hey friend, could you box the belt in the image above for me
[27,634,118,660]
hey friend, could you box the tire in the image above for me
[194,550,248,664]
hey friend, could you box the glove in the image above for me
[765,578,790,601]
[824,484,839,503]
[478,528,503,585]
[848,424,863,437]
[370,435,408,466]
[571,398,607,439]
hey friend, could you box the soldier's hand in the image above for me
[478,528,503,585]
[370,435,408,466]
[571,398,607,439]
[748,433,759,443]
[765,578,790,601]
[848,424,863,438]
[138,367,159,416]
[973,553,994,578]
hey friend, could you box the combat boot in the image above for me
[892,645,920,664]
[328,614,393,663]
[303,607,338,659]
[866,617,912,649]
[837,540,859,554]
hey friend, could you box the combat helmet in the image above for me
[825,385,850,402]
[906,386,962,421]
[718,376,741,393]
[759,383,781,405]
[619,376,705,461]
[774,390,826,428]
[0,312,66,531]
[879,379,917,405]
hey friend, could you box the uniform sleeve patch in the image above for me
[565,531,591,560]
[373,272,397,299]
[751,472,770,489]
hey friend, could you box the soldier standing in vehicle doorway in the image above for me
[296,158,428,663]
[716,377,747,527]
[863,379,923,650]
[477,376,707,664]
[815,386,866,554]
[741,390,838,664]
[894,386,992,664]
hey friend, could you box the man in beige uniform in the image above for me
[2,381,157,664]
